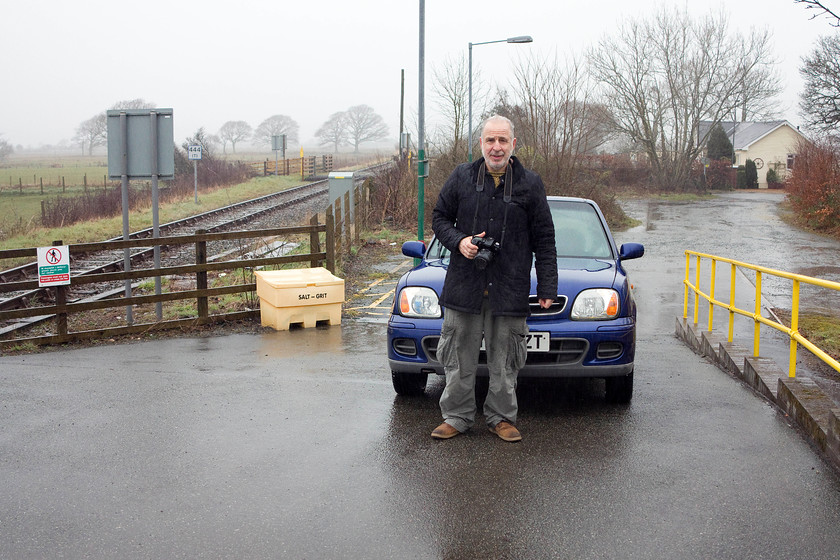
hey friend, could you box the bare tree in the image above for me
[73,113,107,155]
[795,0,840,26]
[431,54,488,160]
[254,115,299,149]
[800,34,840,131]
[111,98,156,110]
[344,105,389,153]
[510,52,612,186]
[0,134,12,160]
[73,99,157,156]
[315,112,348,153]
[589,7,779,189]
[218,120,252,154]
[735,29,783,121]
[182,127,217,158]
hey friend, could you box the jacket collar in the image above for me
[471,154,521,181]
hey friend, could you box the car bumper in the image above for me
[387,316,635,379]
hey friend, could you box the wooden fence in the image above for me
[248,155,334,178]
[0,179,372,350]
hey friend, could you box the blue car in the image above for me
[387,196,644,402]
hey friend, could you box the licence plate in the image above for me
[480,332,551,353]
[525,332,550,352]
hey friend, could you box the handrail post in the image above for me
[683,252,690,319]
[789,279,800,378]
[708,259,717,331]
[694,255,701,325]
[196,229,208,320]
[753,271,762,357]
[728,263,736,342]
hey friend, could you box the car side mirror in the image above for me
[402,241,426,259]
[619,243,644,261]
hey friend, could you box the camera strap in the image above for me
[471,162,513,248]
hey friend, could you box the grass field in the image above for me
[1,154,110,189]
[0,174,306,265]
[0,150,386,265]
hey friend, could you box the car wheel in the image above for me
[391,371,428,396]
[605,370,633,404]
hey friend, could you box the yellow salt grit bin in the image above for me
[254,267,344,330]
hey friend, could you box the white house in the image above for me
[699,120,808,188]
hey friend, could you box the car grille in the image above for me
[423,336,587,366]
[529,295,568,315]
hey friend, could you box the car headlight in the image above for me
[399,287,441,318]
[571,289,619,320]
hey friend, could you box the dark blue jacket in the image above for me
[432,156,557,316]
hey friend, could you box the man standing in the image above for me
[430,115,557,442]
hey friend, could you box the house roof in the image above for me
[698,120,805,151]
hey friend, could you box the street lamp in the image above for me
[468,35,533,162]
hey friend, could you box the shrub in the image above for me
[707,123,734,161]
[765,167,782,189]
[786,136,840,231]
[745,159,758,189]
[736,165,747,189]
[701,159,736,189]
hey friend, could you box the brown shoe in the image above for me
[431,422,460,439]
[490,421,522,442]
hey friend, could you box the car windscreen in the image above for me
[425,200,612,261]
[551,201,613,259]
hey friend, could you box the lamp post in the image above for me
[468,35,533,162]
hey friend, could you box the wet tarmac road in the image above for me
[3,192,840,559]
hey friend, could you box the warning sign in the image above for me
[37,246,71,287]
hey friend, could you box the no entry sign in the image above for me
[37,246,71,287]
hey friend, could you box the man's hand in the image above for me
[539,298,554,309]
[458,231,485,259]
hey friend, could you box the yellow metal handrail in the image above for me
[683,250,840,378]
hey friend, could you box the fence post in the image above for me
[333,196,343,263]
[310,214,321,268]
[360,180,369,231]
[52,240,68,338]
[344,190,352,253]
[325,206,336,273]
[196,229,208,320]
[353,184,361,246]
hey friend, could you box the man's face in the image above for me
[480,120,516,172]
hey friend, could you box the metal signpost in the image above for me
[188,144,201,203]
[271,134,286,176]
[107,109,175,324]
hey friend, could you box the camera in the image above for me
[471,236,500,270]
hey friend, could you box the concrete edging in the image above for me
[675,317,840,470]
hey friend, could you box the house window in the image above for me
[787,154,796,169]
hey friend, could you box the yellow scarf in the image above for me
[488,170,504,187]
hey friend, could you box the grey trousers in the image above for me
[436,300,528,432]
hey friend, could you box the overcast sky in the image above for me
[1,0,836,151]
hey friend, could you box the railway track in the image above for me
[0,162,388,336]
